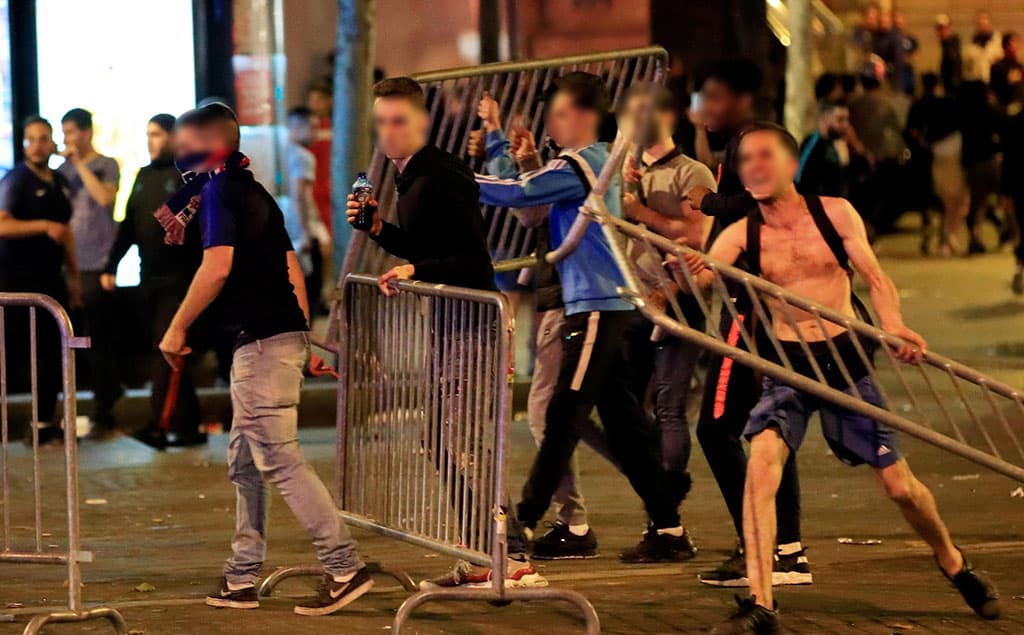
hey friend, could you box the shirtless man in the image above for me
[675,122,1000,634]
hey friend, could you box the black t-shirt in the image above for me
[0,163,72,283]
[199,168,308,348]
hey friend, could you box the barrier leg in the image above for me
[258,561,417,597]
[22,607,128,635]
[392,587,600,635]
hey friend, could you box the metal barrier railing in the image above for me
[265,274,599,633]
[0,293,127,634]
[563,126,1024,483]
[331,47,668,340]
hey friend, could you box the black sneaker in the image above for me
[711,596,780,634]
[700,543,747,587]
[205,578,259,609]
[293,568,374,616]
[773,549,813,586]
[531,521,599,560]
[619,526,697,563]
[941,550,1001,620]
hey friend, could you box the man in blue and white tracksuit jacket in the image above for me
[475,72,684,562]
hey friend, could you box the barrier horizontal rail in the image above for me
[0,293,127,634]
[581,184,1024,482]
[335,47,669,342]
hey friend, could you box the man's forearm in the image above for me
[286,251,310,323]
[628,203,688,240]
[0,217,48,239]
[869,274,905,330]
[170,265,228,332]
[75,162,116,207]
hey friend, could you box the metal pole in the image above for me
[332,0,377,271]
[479,0,501,64]
[784,0,815,139]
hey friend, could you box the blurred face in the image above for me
[893,12,905,31]
[622,94,672,146]
[863,6,880,30]
[880,11,893,31]
[937,24,952,40]
[307,90,333,119]
[700,78,750,133]
[174,123,226,159]
[822,107,850,139]
[287,115,314,146]
[146,122,172,161]
[373,96,428,159]
[976,13,991,33]
[1008,37,1021,58]
[61,121,91,153]
[23,122,56,168]
[546,92,599,149]
[737,130,798,202]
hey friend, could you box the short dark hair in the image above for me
[22,115,52,133]
[623,82,676,113]
[817,99,847,116]
[921,72,941,92]
[287,106,314,121]
[814,73,839,100]
[703,59,763,97]
[372,76,426,109]
[1003,31,1019,49]
[149,113,176,133]
[738,121,800,158]
[176,102,240,150]
[61,107,92,131]
[308,78,333,97]
[553,71,611,115]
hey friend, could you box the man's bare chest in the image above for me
[757,222,842,285]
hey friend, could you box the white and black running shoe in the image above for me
[532,521,599,560]
[773,549,813,586]
[619,526,697,563]
[293,568,374,616]
[205,578,259,609]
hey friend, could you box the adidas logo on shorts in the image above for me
[877,445,892,456]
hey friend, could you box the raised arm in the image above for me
[476,158,588,209]
[670,217,746,293]
[828,197,926,360]
[68,156,118,208]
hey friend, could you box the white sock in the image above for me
[568,523,590,536]
[777,541,803,556]
[226,580,253,591]
[656,526,683,537]
[332,571,357,583]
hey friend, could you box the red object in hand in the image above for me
[159,357,184,432]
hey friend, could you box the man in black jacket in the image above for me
[684,60,810,588]
[102,114,207,447]
[346,77,495,293]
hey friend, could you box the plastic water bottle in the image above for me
[351,172,374,231]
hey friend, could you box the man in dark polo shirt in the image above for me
[0,116,80,444]
[345,77,495,293]
[158,103,372,616]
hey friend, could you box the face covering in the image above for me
[153,150,249,245]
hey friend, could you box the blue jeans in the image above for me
[223,331,363,585]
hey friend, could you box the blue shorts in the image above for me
[744,375,901,468]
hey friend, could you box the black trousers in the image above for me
[517,310,679,530]
[696,311,803,545]
[0,274,67,425]
[77,272,121,427]
[1013,192,1024,265]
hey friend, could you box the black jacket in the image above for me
[698,128,756,244]
[104,157,202,281]
[371,144,495,290]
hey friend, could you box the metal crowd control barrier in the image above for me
[266,275,599,633]
[332,47,669,339]
[565,128,1024,482]
[0,294,127,634]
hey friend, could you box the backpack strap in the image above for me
[558,149,598,194]
[745,208,764,277]
[804,194,851,274]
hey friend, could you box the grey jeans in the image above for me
[527,309,614,526]
[224,331,363,585]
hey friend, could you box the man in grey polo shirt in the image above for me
[618,84,717,559]
[58,108,121,433]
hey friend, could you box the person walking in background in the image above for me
[990,32,1023,111]
[102,114,207,447]
[57,107,121,435]
[797,100,866,199]
[959,81,1006,254]
[935,14,963,96]
[0,116,80,445]
[283,107,331,317]
[893,11,918,95]
[307,79,334,244]
[1001,99,1024,293]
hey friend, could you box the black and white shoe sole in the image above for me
[698,575,749,588]
[205,597,260,609]
[293,579,375,616]
[772,571,813,586]
[532,551,600,560]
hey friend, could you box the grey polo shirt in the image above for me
[638,147,717,219]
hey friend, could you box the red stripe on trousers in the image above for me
[713,314,746,419]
